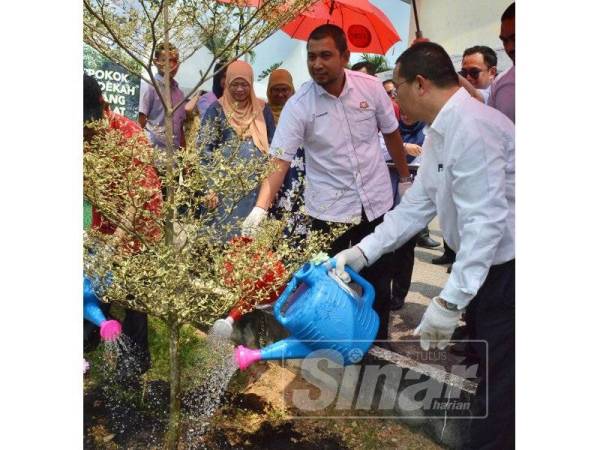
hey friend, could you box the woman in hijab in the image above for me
[266,69,307,237]
[266,68,294,125]
[199,60,276,240]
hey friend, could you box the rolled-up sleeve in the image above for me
[440,132,509,308]
[358,170,437,264]
[269,101,304,161]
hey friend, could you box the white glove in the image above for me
[333,246,367,283]
[413,297,462,351]
[398,181,412,198]
[241,206,267,236]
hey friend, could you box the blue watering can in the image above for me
[234,260,379,370]
[84,275,122,341]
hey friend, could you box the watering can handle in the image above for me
[325,258,376,309]
[345,266,376,308]
[273,274,298,326]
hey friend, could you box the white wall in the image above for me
[408,0,513,72]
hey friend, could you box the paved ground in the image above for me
[389,216,450,338]
[386,217,469,370]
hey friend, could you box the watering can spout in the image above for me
[84,277,108,327]
[234,337,313,370]
[83,276,122,342]
[211,316,235,339]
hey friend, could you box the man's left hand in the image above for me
[413,297,462,350]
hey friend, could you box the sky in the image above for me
[252,0,412,72]
[177,0,412,92]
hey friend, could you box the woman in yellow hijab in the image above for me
[266,69,295,125]
[199,60,276,240]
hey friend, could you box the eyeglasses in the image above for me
[271,86,291,95]
[458,68,483,79]
[386,88,397,98]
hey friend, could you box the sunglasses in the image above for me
[386,88,397,98]
[459,68,483,79]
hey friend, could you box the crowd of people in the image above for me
[84,2,515,448]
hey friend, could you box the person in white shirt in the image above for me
[242,24,413,341]
[334,42,515,449]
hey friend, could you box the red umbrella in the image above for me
[217,0,400,55]
[281,0,400,55]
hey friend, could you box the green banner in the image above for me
[84,44,141,120]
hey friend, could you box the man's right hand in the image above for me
[241,206,267,236]
[333,246,368,283]
[404,143,423,157]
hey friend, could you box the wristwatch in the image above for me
[398,176,412,183]
[436,297,461,311]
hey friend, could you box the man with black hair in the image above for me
[489,2,515,123]
[334,42,515,449]
[350,61,376,76]
[382,78,396,99]
[243,24,414,340]
[461,45,497,103]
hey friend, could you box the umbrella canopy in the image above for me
[281,0,400,55]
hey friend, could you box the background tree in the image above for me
[83,1,341,448]
[357,53,392,73]
[257,61,283,81]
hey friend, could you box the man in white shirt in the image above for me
[334,42,515,449]
[242,24,414,340]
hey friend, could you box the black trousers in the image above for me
[312,211,416,340]
[465,259,515,450]
[390,236,417,302]
[443,240,457,261]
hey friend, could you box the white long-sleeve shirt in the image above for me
[359,88,515,308]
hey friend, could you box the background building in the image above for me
[407,0,513,72]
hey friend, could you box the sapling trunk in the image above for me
[164,319,181,450]
[162,7,180,448]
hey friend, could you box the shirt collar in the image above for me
[155,72,178,87]
[426,87,469,137]
[314,68,354,97]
